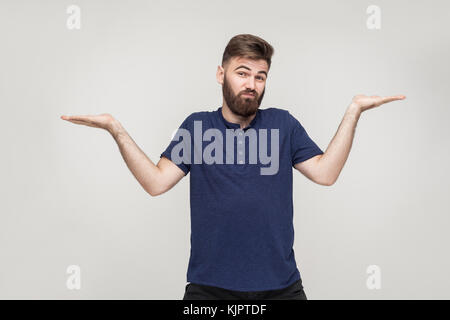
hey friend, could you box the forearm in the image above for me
[108,119,161,196]
[319,103,361,185]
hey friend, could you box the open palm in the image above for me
[60,113,115,131]
[351,94,406,113]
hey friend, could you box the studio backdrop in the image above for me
[0,0,449,299]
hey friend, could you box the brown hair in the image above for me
[221,34,274,70]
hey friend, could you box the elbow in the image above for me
[148,190,159,197]
[147,185,162,197]
[148,188,164,197]
[325,177,337,186]
[148,184,169,197]
[318,175,336,186]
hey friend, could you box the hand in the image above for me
[350,94,406,113]
[60,113,116,132]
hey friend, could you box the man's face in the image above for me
[219,57,268,118]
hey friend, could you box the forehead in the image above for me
[228,56,269,73]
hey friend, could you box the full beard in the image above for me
[222,74,265,118]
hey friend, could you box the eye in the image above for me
[237,71,265,81]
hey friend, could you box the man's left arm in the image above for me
[295,94,406,186]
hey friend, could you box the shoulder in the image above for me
[186,107,218,121]
[261,106,293,117]
[259,107,296,125]
[178,109,211,127]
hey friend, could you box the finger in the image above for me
[63,115,92,121]
[61,115,80,121]
[381,95,406,104]
[62,116,92,125]
[61,115,77,121]
[67,119,90,126]
[62,115,96,125]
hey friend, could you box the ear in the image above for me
[216,65,224,85]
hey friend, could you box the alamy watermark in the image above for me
[170,120,280,175]
[366,5,381,30]
[66,265,81,290]
[366,265,381,290]
[66,5,81,30]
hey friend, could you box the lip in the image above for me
[242,93,255,97]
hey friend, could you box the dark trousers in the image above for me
[183,279,307,300]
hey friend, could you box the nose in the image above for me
[245,76,256,91]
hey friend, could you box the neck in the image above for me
[221,103,257,130]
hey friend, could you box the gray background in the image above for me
[0,0,449,299]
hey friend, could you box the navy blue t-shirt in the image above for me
[160,106,323,292]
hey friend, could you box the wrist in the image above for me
[108,119,124,138]
[346,103,362,118]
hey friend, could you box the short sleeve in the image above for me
[288,111,324,166]
[160,115,192,175]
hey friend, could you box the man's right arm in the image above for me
[109,119,186,197]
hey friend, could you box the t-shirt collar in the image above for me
[217,106,260,131]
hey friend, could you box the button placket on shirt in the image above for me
[237,129,245,165]
[217,107,260,169]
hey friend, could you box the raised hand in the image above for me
[350,94,406,113]
[60,113,116,132]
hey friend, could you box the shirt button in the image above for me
[238,141,243,144]
[238,151,242,155]
[239,132,243,136]
[239,160,244,164]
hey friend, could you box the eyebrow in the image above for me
[234,65,267,77]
